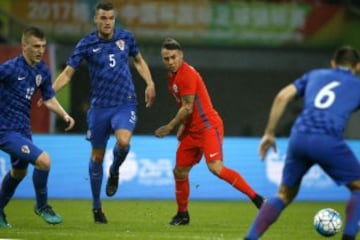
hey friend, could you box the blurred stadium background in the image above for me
[1,0,360,202]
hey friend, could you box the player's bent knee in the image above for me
[91,149,105,162]
[173,167,189,179]
[115,130,132,148]
[35,152,51,170]
[207,160,223,176]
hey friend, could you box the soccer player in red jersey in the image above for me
[155,38,265,225]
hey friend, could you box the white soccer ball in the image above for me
[313,208,342,237]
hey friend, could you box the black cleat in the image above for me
[106,171,119,197]
[93,208,108,224]
[169,211,190,226]
[252,194,266,209]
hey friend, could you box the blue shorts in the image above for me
[282,132,360,187]
[0,131,43,169]
[86,104,138,149]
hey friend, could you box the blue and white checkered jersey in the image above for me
[67,28,140,108]
[292,67,360,138]
[0,55,55,133]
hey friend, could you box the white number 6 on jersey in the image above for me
[314,81,340,109]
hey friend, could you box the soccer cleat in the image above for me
[93,208,108,224]
[169,211,190,226]
[105,171,119,197]
[34,205,63,225]
[252,194,266,209]
[0,211,11,228]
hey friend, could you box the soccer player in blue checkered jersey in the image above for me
[244,46,360,240]
[52,2,155,223]
[0,26,75,228]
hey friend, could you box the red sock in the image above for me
[175,177,189,212]
[219,166,257,199]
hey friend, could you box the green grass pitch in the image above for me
[0,199,345,240]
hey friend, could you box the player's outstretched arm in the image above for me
[259,84,297,159]
[133,53,155,107]
[155,95,194,138]
[53,65,75,93]
[43,97,75,131]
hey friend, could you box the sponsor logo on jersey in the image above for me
[18,76,26,81]
[92,48,101,53]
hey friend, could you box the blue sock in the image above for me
[245,197,286,240]
[32,169,49,209]
[0,171,22,211]
[343,190,360,238]
[110,145,129,175]
[89,160,103,209]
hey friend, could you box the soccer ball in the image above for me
[313,208,342,237]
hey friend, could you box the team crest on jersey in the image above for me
[35,74,42,86]
[172,84,178,93]
[116,40,125,51]
[21,145,30,154]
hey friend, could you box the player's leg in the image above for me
[315,138,360,240]
[33,152,62,224]
[342,180,360,240]
[86,107,112,223]
[105,129,131,197]
[0,166,26,228]
[244,133,312,239]
[89,148,107,223]
[0,132,62,225]
[169,132,198,226]
[207,160,265,208]
[203,126,265,208]
[244,184,300,240]
[169,164,192,225]
[106,104,137,197]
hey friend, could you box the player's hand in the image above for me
[258,134,276,160]
[145,83,155,108]
[63,114,75,131]
[155,125,172,138]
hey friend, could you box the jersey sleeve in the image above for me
[0,60,13,83]
[178,68,197,96]
[66,38,88,69]
[126,30,140,57]
[293,72,309,97]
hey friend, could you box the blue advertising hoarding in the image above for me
[0,135,355,201]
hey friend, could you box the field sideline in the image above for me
[0,199,345,240]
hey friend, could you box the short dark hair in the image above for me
[333,46,360,67]
[96,1,114,11]
[21,26,45,43]
[162,37,182,50]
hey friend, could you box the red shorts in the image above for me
[176,125,224,167]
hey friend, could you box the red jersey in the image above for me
[167,62,222,132]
